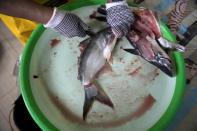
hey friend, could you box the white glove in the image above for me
[44,8,89,37]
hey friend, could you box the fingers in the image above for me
[45,8,90,38]
[106,5,135,38]
[77,20,91,37]
[79,20,90,31]
[112,22,130,38]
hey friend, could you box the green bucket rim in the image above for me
[19,0,185,131]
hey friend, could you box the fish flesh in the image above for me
[125,30,174,77]
[89,6,183,76]
[78,27,117,120]
[94,5,185,52]
[133,8,162,39]
[132,8,185,52]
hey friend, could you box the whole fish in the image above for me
[78,27,117,120]
[125,30,174,77]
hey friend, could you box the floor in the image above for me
[0,19,23,131]
[0,6,197,131]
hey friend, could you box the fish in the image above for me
[132,8,185,52]
[132,8,162,39]
[157,37,185,52]
[124,30,174,77]
[90,6,180,76]
[94,6,185,52]
[96,5,159,37]
[78,27,117,120]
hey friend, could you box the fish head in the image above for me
[101,28,117,61]
[102,28,114,44]
[94,28,115,51]
[151,53,175,77]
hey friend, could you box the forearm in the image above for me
[0,0,53,24]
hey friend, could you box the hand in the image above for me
[106,1,134,38]
[44,8,89,38]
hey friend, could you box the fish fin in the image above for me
[123,49,140,56]
[158,37,185,52]
[85,29,96,37]
[83,85,114,120]
[78,38,91,47]
[150,61,174,77]
[103,36,117,62]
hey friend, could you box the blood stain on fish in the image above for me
[120,46,123,50]
[79,43,88,53]
[128,66,142,76]
[50,39,61,48]
[119,58,123,62]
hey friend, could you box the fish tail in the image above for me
[83,84,114,120]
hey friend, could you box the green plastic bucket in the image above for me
[20,0,186,131]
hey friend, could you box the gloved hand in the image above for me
[106,1,135,38]
[44,8,89,38]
